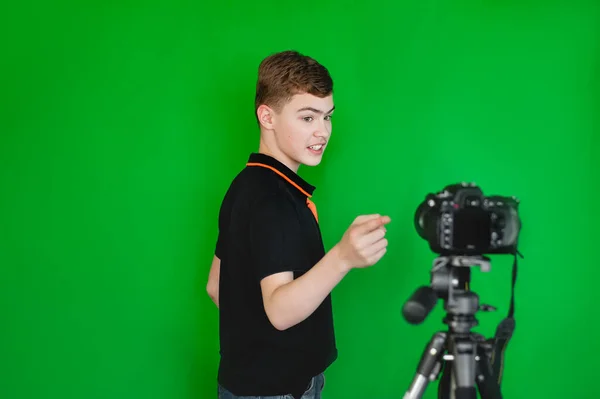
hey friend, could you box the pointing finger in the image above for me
[353,214,381,225]
[357,215,391,234]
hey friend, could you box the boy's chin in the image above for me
[300,156,323,167]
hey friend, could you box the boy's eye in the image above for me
[303,115,332,122]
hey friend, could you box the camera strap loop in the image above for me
[490,249,524,384]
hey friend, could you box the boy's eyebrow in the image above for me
[296,105,335,114]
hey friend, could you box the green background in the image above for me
[1,1,599,398]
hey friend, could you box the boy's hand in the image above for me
[336,214,391,271]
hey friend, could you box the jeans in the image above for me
[217,373,325,399]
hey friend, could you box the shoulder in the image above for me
[249,189,299,224]
[223,166,289,199]
[228,166,297,207]
[219,167,299,222]
[243,165,292,194]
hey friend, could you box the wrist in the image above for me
[330,244,352,274]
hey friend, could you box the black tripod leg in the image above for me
[451,338,477,399]
[438,362,452,399]
[475,344,503,399]
[403,332,447,399]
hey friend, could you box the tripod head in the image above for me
[402,255,497,334]
[401,256,508,399]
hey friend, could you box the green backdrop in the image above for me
[1,1,599,398]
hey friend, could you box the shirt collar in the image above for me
[246,153,316,197]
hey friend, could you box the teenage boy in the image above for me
[207,50,391,399]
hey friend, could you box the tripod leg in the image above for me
[450,337,477,399]
[475,344,503,399]
[437,361,452,399]
[403,332,446,399]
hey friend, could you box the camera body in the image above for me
[414,182,521,256]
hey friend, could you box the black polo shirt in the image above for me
[214,152,338,397]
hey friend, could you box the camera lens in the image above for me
[414,201,431,240]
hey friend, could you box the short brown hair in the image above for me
[255,50,333,115]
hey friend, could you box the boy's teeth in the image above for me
[309,145,322,150]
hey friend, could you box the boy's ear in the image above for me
[257,104,275,130]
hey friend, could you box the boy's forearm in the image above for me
[207,283,219,308]
[210,292,219,308]
[265,245,350,330]
[207,255,221,308]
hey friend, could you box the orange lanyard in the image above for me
[246,162,319,223]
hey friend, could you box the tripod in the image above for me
[402,256,509,399]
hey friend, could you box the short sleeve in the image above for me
[215,195,227,260]
[249,193,308,281]
[215,231,225,259]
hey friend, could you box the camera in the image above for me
[414,182,521,256]
[402,182,524,399]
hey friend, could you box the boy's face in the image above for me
[260,93,335,172]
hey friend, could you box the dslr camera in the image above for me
[414,182,521,256]
[402,182,523,399]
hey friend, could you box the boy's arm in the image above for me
[207,255,220,308]
[260,215,390,331]
[260,244,348,330]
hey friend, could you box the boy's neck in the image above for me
[258,139,300,174]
